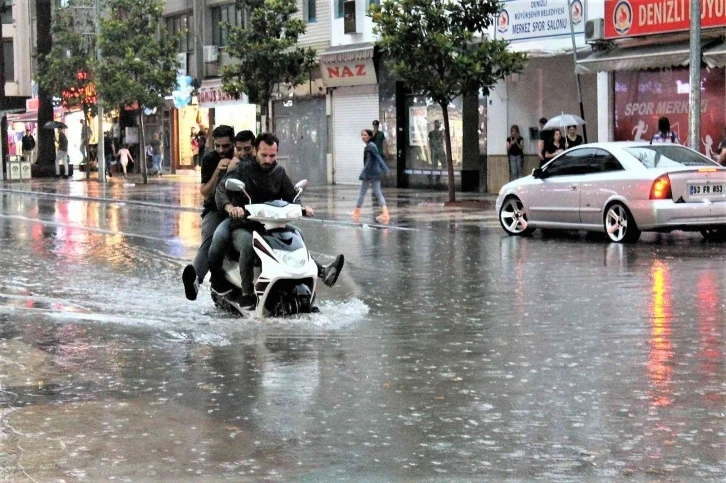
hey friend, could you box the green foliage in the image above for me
[371,0,527,106]
[35,0,97,116]
[221,0,317,120]
[96,0,179,110]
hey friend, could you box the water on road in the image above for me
[1,193,725,482]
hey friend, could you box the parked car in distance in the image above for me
[496,142,726,243]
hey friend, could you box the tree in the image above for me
[35,0,97,178]
[222,0,317,131]
[96,0,179,184]
[371,0,527,202]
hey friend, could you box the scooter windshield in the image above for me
[262,228,306,252]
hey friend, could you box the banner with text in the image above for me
[613,67,725,157]
[605,0,726,39]
[496,0,585,41]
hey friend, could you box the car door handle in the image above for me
[570,185,578,190]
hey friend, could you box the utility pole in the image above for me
[688,0,701,151]
[0,0,10,180]
[567,0,587,143]
[95,0,104,182]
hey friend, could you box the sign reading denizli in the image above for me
[496,0,584,41]
[605,0,726,38]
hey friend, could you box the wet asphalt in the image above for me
[0,174,725,482]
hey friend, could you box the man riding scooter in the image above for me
[211,132,344,309]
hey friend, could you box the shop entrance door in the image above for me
[273,97,328,186]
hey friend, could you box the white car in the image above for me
[496,142,726,243]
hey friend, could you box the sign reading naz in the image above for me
[605,0,726,38]
[496,0,583,41]
[326,64,367,79]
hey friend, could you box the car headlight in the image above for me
[272,249,307,268]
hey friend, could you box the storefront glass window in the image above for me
[614,67,725,157]
[405,96,463,171]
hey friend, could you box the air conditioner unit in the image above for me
[203,45,219,63]
[585,18,605,43]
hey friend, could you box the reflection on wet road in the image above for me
[1,193,725,481]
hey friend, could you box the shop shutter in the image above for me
[332,86,379,185]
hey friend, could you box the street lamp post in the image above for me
[95,0,105,182]
[688,0,701,151]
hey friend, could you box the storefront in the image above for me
[576,0,726,156]
[321,43,380,185]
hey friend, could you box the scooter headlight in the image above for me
[273,249,307,268]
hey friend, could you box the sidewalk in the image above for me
[0,170,499,227]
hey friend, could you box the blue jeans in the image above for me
[192,210,226,284]
[356,180,386,208]
[152,154,162,173]
[509,154,523,180]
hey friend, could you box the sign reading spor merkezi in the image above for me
[496,0,584,41]
[605,0,726,39]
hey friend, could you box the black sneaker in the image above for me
[321,254,345,287]
[182,264,199,301]
[237,293,257,309]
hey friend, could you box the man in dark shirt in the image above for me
[103,131,116,178]
[21,129,36,164]
[537,117,553,166]
[211,132,344,309]
[182,125,238,301]
[371,120,385,155]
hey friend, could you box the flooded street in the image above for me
[1,189,725,481]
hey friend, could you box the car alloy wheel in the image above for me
[604,202,641,243]
[499,196,533,236]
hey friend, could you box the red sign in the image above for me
[613,67,725,158]
[605,0,726,39]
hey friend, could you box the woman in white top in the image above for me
[116,145,134,178]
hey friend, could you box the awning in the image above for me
[703,41,726,68]
[320,43,375,64]
[575,41,693,74]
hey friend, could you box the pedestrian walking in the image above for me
[351,129,391,224]
[564,125,583,149]
[428,120,446,169]
[55,127,69,178]
[103,131,116,178]
[650,117,680,144]
[21,129,36,164]
[543,129,564,163]
[371,120,386,156]
[506,124,524,180]
[151,132,163,176]
[116,144,134,178]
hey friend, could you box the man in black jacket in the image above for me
[212,132,344,309]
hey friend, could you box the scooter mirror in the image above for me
[294,179,308,190]
[225,179,246,192]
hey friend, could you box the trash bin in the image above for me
[8,156,21,180]
[20,160,31,179]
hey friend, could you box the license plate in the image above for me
[689,184,724,195]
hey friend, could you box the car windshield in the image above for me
[625,145,717,168]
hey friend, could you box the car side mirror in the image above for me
[225,179,246,191]
[532,168,544,179]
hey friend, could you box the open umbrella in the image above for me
[543,113,586,131]
[43,120,68,129]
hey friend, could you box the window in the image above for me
[625,145,715,169]
[303,0,316,23]
[335,0,345,18]
[166,12,193,53]
[3,39,13,81]
[1,5,11,24]
[544,148,596,177]
[211,4,246,47]
[593,149,623,173]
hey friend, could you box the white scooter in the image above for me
[213,178,319,318]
